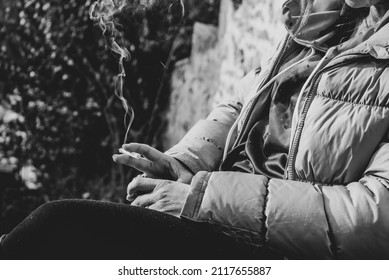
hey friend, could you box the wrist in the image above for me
[174,158,195,175]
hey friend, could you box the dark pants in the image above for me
[0,199,280,259]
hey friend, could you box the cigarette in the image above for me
[119,148,142,159]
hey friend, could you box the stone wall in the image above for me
[162,0,286,149]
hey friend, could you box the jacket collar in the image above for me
[353,9,389,59]
[282,0,344,52]
[283,0,389,59]
[332,9,389,60]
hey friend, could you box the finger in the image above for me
[131,192,158,208]
[126,194,136,203]
[113,154,154,172]
[127,177,165,197]
[122,143,164,162]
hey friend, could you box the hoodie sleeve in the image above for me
[180,142,389,259]
[165,70,259,173]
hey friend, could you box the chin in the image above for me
[345,0,380,8]
[345,1,365,8]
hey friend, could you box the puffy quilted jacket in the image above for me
[166,8,389,259]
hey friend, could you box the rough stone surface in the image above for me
[163,23,221,149]
[162,0,286,149]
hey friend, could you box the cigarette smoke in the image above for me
[89,0,185,144]
[89,0,133,144]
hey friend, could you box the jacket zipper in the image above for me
[286,55,369,180]
[233,36,290,147]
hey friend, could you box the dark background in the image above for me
[0,0,220,235]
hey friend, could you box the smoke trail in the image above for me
[89,0,185,144]
[89,0,133,144]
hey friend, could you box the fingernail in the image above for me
[112,155,117,161]
[126,195,135,202]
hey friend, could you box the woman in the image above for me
[1,0,389,259]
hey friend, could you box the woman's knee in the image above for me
[29,199,85,222]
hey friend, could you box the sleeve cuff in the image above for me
[180,171,269,246]
[180,171,210,219]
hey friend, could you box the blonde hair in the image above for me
[290,0,314,36]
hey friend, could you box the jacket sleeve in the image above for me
[180,142,389,259]
[165,70,258,173]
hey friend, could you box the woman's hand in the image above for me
[112,143,193,183]
[127,177,190,218]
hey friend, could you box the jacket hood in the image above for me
[282,0,343,51]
